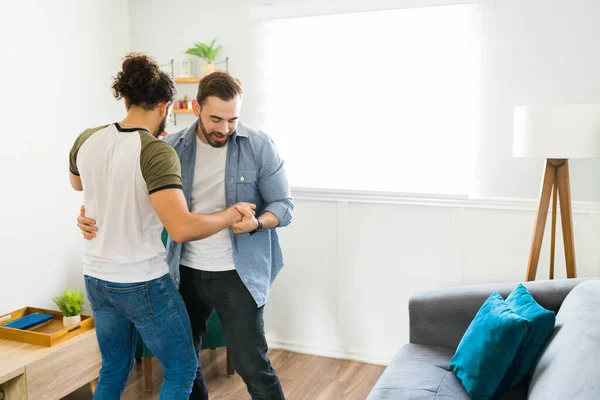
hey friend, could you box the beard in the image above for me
[153,114,168,138]
[198,118,233,148]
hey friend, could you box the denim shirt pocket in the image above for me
[235,170,261,205]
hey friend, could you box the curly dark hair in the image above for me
[111,52,176,110]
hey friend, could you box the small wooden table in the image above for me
[0,330,101,399]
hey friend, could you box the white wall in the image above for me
[476,0,600,201]
[126,0,600,364]
[267,193,600,365]
[0,0,129,315]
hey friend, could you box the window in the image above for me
[254,3,479,196]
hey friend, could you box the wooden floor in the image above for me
[64,348,384,399]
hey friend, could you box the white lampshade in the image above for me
[513,104,600,158]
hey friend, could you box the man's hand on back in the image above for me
[78,206,97,240]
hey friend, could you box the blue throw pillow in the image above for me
[502,283,556,390]
[450,292,531,400]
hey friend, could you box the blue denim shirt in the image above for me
[163,121,293,307]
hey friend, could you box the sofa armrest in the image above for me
[409,278,589,349]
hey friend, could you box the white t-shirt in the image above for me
[70,123,182,283]
[180,136,235,271]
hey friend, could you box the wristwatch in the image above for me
[249,217,264,235]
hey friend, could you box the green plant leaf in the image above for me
[185,40,220,63]
[185,49,204,58]
[196,43,210,53]
[53,288,85,317]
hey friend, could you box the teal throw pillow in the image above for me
[502,283,556,390]
[450,292,531,400]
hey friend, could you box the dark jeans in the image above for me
[179,265,285,400]
[84,274,198,399]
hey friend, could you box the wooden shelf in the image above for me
[173,109,194,114]
[174,77,201,83]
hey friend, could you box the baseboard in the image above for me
[267,338,391,366]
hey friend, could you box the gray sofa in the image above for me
[367,278,600,399]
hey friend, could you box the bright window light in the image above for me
[255,4,479,196]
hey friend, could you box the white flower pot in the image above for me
[203,63,215,76]
[63,315,81,328]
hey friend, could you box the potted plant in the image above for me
[185,39,222,76]
[53,288,85,327]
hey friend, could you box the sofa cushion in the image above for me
[367,343,528,400]
[450,292,531,399]
[366,344,470,399]
[528,279,600,400]
[500,283,556,390]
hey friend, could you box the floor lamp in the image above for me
[513,104,600,281]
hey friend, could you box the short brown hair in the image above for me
[196,71,243,107]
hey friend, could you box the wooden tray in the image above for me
[0,307,94,347]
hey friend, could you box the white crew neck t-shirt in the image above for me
[180,136,235,271]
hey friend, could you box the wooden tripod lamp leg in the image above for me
[556,160,577,278]
[549,180,558,280]
[526,161,556,281]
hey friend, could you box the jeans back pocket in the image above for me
[105,283,153,325]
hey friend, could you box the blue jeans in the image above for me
[84,274,198,399]
[179,266,285,400]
